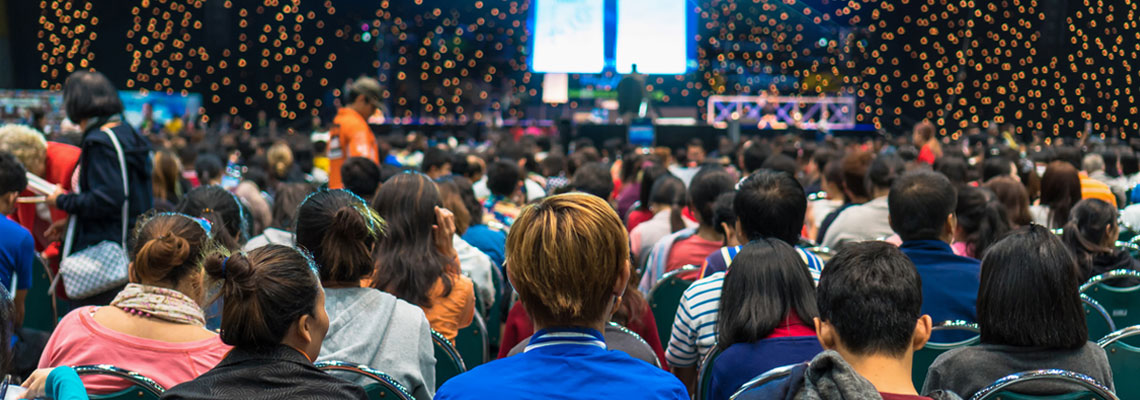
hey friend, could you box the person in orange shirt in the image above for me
[328,77,381,189]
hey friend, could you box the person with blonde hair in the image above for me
[0,124,81,299]
[435,193,686,400]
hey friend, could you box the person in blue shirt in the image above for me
[0,151,35,328]
[888,170,982,340]
[435,193,687,400]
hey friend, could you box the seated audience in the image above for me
[0,152,34,329]
[816,151,870,243]
[1032,161,1083,229]
[629,176,691,267]
[243,182,313,251]
[443,175,507,268]
[736,241,960,400]
[639,168,734,291]
[296,189,435,400]
[1063,199,1140,282]
[668,170,823,392]
[822,154,903,248]
[923,225,1114,398]
[708,239,823,400]
[176,185,248,251]
[435,194,686,399]
[38,213,230,393]
[1078,152,1118,207]
[889,171,981,335]
[371,173,475,341]
[160,245,367,399]
[951,186,1010,259]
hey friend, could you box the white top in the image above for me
[820,196,893,249]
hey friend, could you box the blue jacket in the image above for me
[898,240,981,341]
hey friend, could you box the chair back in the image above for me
[25,254,59,331]
[607,321,661,368]
[431,330,468,389]
[455,312,490,369]
[1097,325,1140,400]
[728,363,801,400]
[485,264,505,350]
[315,361,415,400]
[648,265,698,346]
[912,321,981,390]
[696,347,722,400]
[970,369,1119,400]
[72,365,165,400]
[1083,294,1117,341]
[1080,269,1140,345]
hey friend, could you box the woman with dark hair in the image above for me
[709,239,823,400]
[1031,161,1082,229]
[295,190,435,400]
[1063,199,1140,282]
[615,152,646,219]
[951,187,1011,259]
[626,163,670,232]
[933,156,970,186]
[629,175,692,267]
[923,225,1114,398]
[160,245,366,399]
[36,213,230,394]
[435,178,497,311]
[445,175,507,268]
[984,176,1033,228]
[46,70,154,306]
[176,186,249,251]
[370,173,475,341]
[243,182,314,251]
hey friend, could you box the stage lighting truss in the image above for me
[707,95,857,131]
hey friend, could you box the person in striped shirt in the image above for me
[666,170,823,392]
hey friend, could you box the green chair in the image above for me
[696,347,723,400]
[455,312,489,369]
[648,266,699,347]
[970,370,1118,400]
[1080,269,1140,345]
[485,264,504,351]
[1098,325,1140,400]
[912,321,980,390]
[1083,294,1116,342]
[431,330,467,389]
[315,361,415,400]
[73,365,165,400]
[24,255,58,332]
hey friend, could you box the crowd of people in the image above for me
[0,69,1136,400]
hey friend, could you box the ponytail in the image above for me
[294,190,385,284]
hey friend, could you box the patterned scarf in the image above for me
[110,283,206,327]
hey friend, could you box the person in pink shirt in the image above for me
[33,213,230,395]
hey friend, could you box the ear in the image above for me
[296,313,315,347]
[912,314,933,351]
[127,262,140,283]
[815,317,838,350]
[613,259,631,295]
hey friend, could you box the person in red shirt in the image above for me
[913,120,941,166]
[328,77,381,189]
[0,125,81,298]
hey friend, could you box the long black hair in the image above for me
[979,225,1087,349]
[370,173,455,307]
[717,239,818,348]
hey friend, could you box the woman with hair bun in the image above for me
[34,213,230,395]
[296,189,436,400]
[161,245,366,400]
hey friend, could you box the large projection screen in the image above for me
[531,0,606,74]
[616,0,687,74]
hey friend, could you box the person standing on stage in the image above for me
[617,64,647,123]
[328,77,381,190]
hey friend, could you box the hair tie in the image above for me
[202,208,213,214]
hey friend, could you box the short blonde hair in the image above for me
[267,142,293,179]
[506,193,629,327]
[0,124,47,175]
